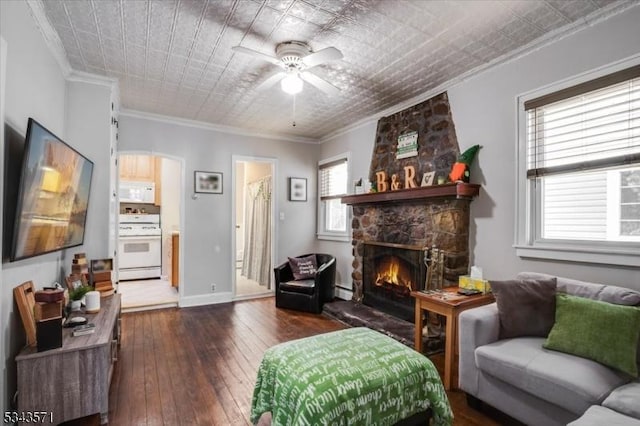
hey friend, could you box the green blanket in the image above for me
[250,327,453,426]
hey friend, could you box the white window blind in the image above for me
[525,65,640,243]
[525,66,640,178]
[319,158,348,200]
[541,170,607,240]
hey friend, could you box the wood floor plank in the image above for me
[130,313,148,425]
[178,308,231,425]
[158,309,200,426]
[69,296,513,426]
[146,310,176,425]
[143,312,164,426]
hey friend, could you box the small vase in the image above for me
[71,300,82,311]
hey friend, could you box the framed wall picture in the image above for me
[195,171,223,194]
[90,258,113,273]
[65,273,88,291]
[289,177,307,201]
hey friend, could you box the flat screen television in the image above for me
[11,118,93,261]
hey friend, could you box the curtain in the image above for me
[242,176,272,288]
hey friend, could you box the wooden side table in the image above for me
[411,288,494,390]
[16,294,121,425]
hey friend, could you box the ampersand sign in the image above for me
[391,174,402,190]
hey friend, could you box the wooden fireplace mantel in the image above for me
[341,182,480,205]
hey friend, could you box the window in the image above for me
[516,63,640,266]
[317,154,349,241]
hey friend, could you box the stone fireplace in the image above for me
[346,185,478,310]
[363,242,427,321]
[341,91,480,322]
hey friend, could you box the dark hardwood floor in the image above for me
[65,297,506,426]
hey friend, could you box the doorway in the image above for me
[233,157,276,300]
[117,152,183,311]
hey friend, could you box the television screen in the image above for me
[3,123,26,261]
[11,118,93,261]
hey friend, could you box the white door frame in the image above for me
[231,155,278,299]
[116,150,186,305]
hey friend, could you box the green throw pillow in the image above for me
[544,293,640,377]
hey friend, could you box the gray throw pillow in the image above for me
[490,278,557,339]
[288,255,317,280]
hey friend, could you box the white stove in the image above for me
[118,214,162,280]
[119,224,162,236]
[119,214,161,236]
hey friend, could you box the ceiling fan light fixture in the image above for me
[281,73,303,95]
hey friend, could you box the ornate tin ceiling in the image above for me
[37,0,633,140]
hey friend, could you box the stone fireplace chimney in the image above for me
[342,92,480,314]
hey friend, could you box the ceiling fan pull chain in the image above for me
[292,94,297,127]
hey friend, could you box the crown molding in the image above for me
[25,0,72,78]
[319,1,638,143]
[66,70,118,88]
[120,109,320,144]
[319,117,377,144]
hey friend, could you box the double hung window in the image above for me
[517,64,640,265]
[317,154,349,241]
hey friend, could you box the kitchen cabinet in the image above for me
[119,155,162,206]
[119,154,155,182]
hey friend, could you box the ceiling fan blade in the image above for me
[300,72,340,97]
[301,47,343,68]
[255,71,285,91]
[232,45,281,66]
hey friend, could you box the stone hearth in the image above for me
[323,300,444,355]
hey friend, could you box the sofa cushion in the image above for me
[544,294,640,377]
[476,337,631,415]
[288,255,317,280]
[518,272,640,370]
[567,405,640,426]
[490,278,557,338]
[603,380,640,419]
[280,279,315,295]
[517,272,640,306]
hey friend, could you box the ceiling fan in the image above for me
[232,41,343,96]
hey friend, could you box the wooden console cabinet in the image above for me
[16,294,121,425]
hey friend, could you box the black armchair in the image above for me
[274,253,336,314]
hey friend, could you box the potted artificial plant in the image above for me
[66,275,93,311]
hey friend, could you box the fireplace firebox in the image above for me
[363,242,427,322]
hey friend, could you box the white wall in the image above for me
[317,122,377,292]
[1,2,117,412]
[447,6,640,289]
[244,161,272,183]
[118,115,319,303]
[65,80,113,261]
[0,1,68,412]
[318,6,640,291]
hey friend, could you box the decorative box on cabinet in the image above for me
[16,294,121,425]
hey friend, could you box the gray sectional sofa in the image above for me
[458,272,640,426]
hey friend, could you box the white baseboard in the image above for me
[179,292,233,307]
[123,302,178,313]
[335,286,353,301]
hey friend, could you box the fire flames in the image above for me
[375,256,413,292]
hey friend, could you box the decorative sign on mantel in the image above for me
[375,165,419,192]
[396,131,418,159]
